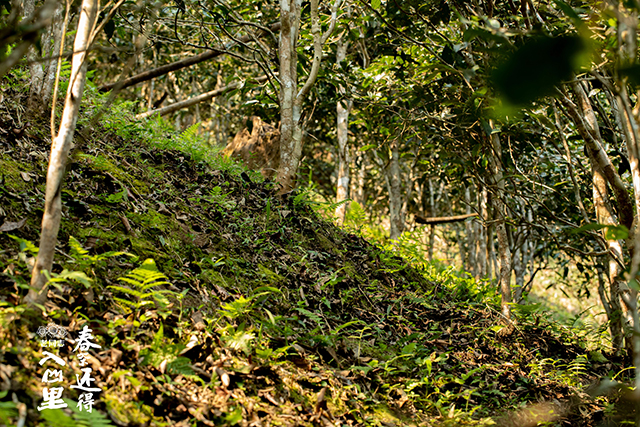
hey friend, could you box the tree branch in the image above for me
[415,212,478,225]
[99,22,280,92]
[135,75,268,120]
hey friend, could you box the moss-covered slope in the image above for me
[0,87,622,426]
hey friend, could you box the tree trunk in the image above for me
[1,0,56,82]
[277,0,341,193]
[24,0,44,110]
[351,151,366,206]
[40,2,64,107]
[277,0,302,193]
[574,81,627,355]
[335,35,351,224]
[387,140,403,240]
[26,0,98,306]
[488,125,512,319]
[477,185,488,278]
[465,186,477,275]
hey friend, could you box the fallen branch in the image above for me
[135,75,268,120]
[414,212,478,225]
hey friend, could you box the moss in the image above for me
[342,261,363,282]
[104,391,160,425]
[128,209,171,233]
[314,233,336,252]
[129,236,160,257]
[0,158,34,193]
[257,264,285,285]
[77,153,149,194]
[371,404,414,426]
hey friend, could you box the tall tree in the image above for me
[26,0,98,306]
[276,0,341,193]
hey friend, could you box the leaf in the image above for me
[0,218,26,232]
[569,223,608,234]
[605,225,629,240]
[225,407,243,425]
[570,223,629,240]
[167,356,194,375]
[104,18,116,40]
[491,35,586,105]
[371,0,381,10]
[551,0,584,27]
[8,234,38,254]
[55,270,93,287]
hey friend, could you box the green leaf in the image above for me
[605,225,629,240]
[225,407,243,425]
[491,35,586,105]
[55,270,93,287]
[569,223,608,234]
[551,0,584,26]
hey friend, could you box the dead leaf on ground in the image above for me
[0,217,26,232]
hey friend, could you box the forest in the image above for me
[2,0,640,425]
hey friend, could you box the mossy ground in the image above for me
[0,81,632,426]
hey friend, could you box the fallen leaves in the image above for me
[0,217,26,232]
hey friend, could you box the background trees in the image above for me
[7,0,640,354]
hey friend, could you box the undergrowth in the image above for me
[0,72,628,426]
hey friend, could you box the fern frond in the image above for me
[64,398,115,427]
[180,122,200,142]
[110,259,175,314]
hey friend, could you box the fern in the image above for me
[65,398,114,427]
[179,122,200,144]
[39,398,114,427]
[167,356,195,376]
[108,259,173,315]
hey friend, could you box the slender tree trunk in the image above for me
[387,140,403,240]
[24,0,44,110]
[351,151,366,206]
[277,0,302,193]
[488,124,512,319]
[465,186,476,275]
[512,240,524,302]
[610,8,640,368]
[40,2,64,107]
[574,81,627,355]
[277,0,341,193]
[478,185,488,278]
[335,35,351,224]
[487,201,495,280]
[427,178,436,261]
[26,0,98,306]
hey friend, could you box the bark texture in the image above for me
[335,35,351,224]
[26,0,98,306]
[489,128,512,319]
[277,0,341,193]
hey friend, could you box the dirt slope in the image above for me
[0,86,626,426]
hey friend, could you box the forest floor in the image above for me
[0,82,634,426]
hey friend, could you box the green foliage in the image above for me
[139,325,197,378]
[40,398,114,427]
[108,259,175,318]
[0,391,17,425]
